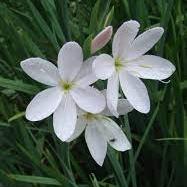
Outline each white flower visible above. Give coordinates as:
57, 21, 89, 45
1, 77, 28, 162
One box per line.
66, 97, 133, 166
21, 42, 106, 141
91, 26, 113, 54
93, 20, 176, 116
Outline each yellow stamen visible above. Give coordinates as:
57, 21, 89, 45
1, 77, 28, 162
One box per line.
115, 57, 123, 71
59, 80, 74, 92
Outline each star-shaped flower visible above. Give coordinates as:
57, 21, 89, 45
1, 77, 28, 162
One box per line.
93, 20, 176, 116
67, 96, 133, 166
21, 42, 105, 141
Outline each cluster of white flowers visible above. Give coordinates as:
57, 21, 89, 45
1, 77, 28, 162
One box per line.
21, 20, 175, 166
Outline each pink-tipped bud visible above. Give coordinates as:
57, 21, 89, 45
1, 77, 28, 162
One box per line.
91, 26, 113, 54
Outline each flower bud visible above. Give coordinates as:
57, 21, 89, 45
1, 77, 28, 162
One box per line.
91, 26, 113, 54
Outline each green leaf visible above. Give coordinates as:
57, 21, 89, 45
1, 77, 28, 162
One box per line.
127, 99, 161, 182
89, 0, 100, 34
83, 34, 93, 59
90, 173, 100, 187
8, 174, 62, 186
26, 0, 60, 51
103, 6, 114, 28
121, 0, 131, 18
124, 115, 137, 187
8, 112, 25, 122
0, 76, 39, 95
180, 80, 187, 89
98, 0, 111, 29
40, 0, 66, 43
107, 148, 128, 187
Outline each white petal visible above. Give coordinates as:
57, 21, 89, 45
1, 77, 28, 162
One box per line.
112, 20, 140, 59
98, 118, 131, 151
26, 87, 63, 121
71, 86, 106, 113
106, 73, 119, 117
100, 89, 122, 98
100, 89, 107, 96
126, 27, 164, 60
58, 42, 83, 81
85, 122, 107, 166
117, 99, 134, 115
102, 99, 133, 116
119, 71, 150, 113
53, 95, 77, 141
75, 56, 98, 87
126, 55, 176, 80
66, 117, 87, 142
91, 26, 113, 54
77, 107, 86, 116
21, 58, 60, 86
92, 54, 115, 80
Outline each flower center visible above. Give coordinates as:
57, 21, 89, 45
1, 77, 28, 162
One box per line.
115, 57, 123, 72
83, 112, 98, 121
59, 80, 74, 92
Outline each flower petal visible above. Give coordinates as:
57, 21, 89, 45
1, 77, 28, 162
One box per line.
21, 58, 60, 86
102, 99, 133, 116
91, 26, 113, 54
112, 20, 140, 59
58, 42, 83, 81
106, 73, 119, 117
85, 122, 107, 166
119, 71, 150, 113
71, 86, 106, 113
117, 99, 134, 115
126, 27, 164, 60
75, 56, 98, 87
26, 87, 63, 121
66, 117, 87, 142
126, 55, 176, 80
98, 118, 131, 151
53, 95, 77, 141
77, 107, 86, 116
92, 54, 115, 80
